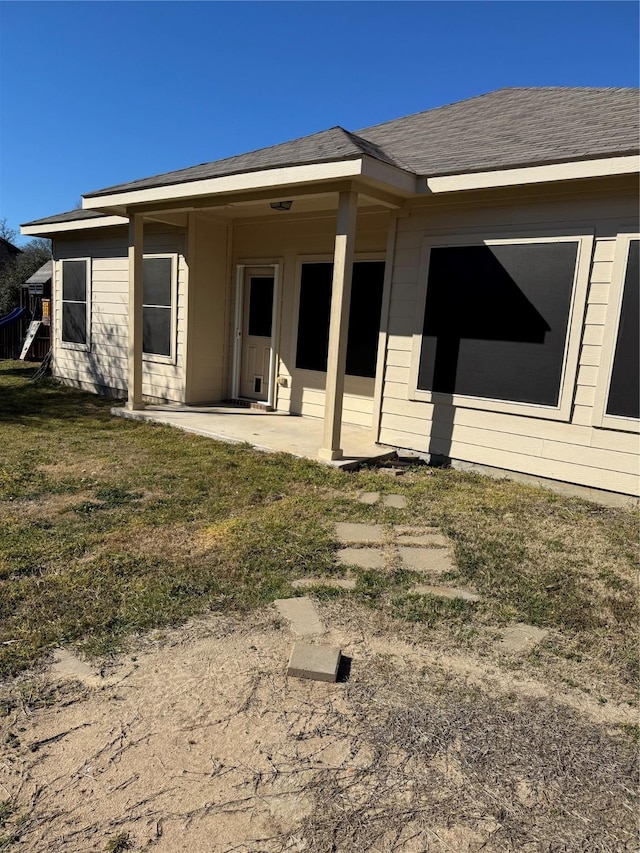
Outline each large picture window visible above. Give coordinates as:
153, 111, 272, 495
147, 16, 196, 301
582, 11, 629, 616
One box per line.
414, 239, 580, 408
295, 261, 385, 378
143, 256, 175, 360
605, 239, 639, 420
61, 259, 89, 348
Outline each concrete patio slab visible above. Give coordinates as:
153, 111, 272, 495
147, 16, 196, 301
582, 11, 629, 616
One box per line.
287, 643, 341, 683
273, 597, 326, 637
112, 405, 394, 470
336, 547, 387, 570
399, 546, 456, 574
334, 522, 385, 544
382, 494, 407, 509
411, 584, 481, 602
292, 577, 357, 590
499, 623, 549, 652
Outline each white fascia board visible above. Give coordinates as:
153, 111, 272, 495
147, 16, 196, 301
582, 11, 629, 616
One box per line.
83, 159, 368, 210
424, 155, 640, 193
359, 156, 419, 195
21, 215, 129, 236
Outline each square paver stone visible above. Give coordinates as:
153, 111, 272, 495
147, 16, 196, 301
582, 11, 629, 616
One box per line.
287, 643, 341, 683
382, 494, 407, 509
337, 547, 387, 570
499, 623, 549, 652
397, 531, 449, 547
358, 492, 380, 505
411, 584, 481, 602
274, 597, 326, 637
399, 546, 456, 574
334, 522, 385, 544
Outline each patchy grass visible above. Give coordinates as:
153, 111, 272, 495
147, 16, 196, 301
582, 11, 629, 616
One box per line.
0, 361, 638, 703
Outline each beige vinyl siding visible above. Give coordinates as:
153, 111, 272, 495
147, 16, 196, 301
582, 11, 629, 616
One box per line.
378, 178, 640, 496
232, 208, 389, 426
53, 225, 187, 402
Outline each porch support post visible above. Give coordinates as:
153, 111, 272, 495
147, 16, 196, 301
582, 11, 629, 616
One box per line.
318, 190, 358, 461
127, 213, 144, 410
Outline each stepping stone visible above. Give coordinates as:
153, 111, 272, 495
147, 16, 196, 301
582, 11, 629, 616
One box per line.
292, 577, 356, 590
287, 643, 341, 683
399, 546, 456, 575
358, 492, 380, 505
411, 584, 481, 602
397, 531, 449, 547
51, 648, 95, 679
337, 547, 387, 570
274, 597, 325, 637
499, 623, 549, 652
334, 522, 385, 544
382, 494, 407, 509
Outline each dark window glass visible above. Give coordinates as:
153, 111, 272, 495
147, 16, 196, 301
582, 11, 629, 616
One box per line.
417, 242, 578, 406
143, 258, 172, 306
346, 261, 385, 377
62, 260, 86, 302
143, 307, 171, 356
62, 302, 87, 344
247, 276, 274, 337
296, 264, 332, 372
295, 261, 385, 377
606, 240, 639, 419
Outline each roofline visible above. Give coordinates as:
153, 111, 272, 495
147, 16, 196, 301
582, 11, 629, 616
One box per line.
82, 156, 418, 212
422, 154, 640, 194
21, 214, 129, 237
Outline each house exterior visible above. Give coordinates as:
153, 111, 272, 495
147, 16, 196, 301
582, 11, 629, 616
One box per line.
21, 88, 640, 497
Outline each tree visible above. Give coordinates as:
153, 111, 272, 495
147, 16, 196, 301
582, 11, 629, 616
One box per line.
0, 239, 52, 316
0, 218, 18, 245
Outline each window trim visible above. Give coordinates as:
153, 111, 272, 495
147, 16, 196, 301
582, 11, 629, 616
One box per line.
407, 230, 594, 421
142, 253, 178, 365
291, 252, 386, 380
592, 232, 640, 434
60, 257, 91, 352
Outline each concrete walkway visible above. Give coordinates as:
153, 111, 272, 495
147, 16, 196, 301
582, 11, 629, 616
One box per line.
112, 405, 394, 469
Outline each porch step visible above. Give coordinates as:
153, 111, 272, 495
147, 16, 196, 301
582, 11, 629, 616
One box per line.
225, 398, 271, 411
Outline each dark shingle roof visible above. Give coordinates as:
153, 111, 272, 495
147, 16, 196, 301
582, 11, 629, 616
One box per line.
85, 127, 405, 198
357, 87, 639, 176
21, 209, 110, 227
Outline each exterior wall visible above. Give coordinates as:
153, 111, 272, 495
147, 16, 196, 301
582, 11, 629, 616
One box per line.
232, 208, 390, 426
52, 224, 187, 402
378, 177, 640, 495
184, 215, 230, 403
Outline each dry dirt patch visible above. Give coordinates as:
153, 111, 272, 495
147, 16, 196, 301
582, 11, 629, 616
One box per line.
1, 607, 637, 853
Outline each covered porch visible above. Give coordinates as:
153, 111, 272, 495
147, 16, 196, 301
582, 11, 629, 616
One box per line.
82, 150, 415, 462
111, 403, 395, 469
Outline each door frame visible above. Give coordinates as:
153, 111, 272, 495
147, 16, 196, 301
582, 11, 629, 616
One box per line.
232, 261, 281, 407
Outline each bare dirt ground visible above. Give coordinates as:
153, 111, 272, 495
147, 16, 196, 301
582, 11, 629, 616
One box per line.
1, 602, 638, 853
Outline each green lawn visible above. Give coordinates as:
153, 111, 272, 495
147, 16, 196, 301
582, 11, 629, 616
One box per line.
0, 361, 637, 701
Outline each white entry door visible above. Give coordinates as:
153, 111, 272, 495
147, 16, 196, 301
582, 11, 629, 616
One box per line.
240, 273, 275, 401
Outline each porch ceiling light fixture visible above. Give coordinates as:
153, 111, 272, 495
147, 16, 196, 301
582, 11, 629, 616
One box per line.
270, 200, 293, 211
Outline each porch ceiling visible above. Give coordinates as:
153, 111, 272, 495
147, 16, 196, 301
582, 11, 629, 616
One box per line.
111, 405, 395, 470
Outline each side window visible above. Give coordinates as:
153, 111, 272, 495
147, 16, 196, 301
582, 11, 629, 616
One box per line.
605, 239, 639, 420
61, 259, 89, 347
295, 261, 385, 377
143, 256, 174, 359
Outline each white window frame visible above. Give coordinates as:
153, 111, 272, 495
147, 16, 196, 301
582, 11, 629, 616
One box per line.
592, 232, 640, 434
142, 253, 178, 365
408, 230, 594, 421
290, 252, 386, 380
59, 257, 91, 352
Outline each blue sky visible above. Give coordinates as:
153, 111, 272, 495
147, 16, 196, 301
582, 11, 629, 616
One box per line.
1, 1, 638, 242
